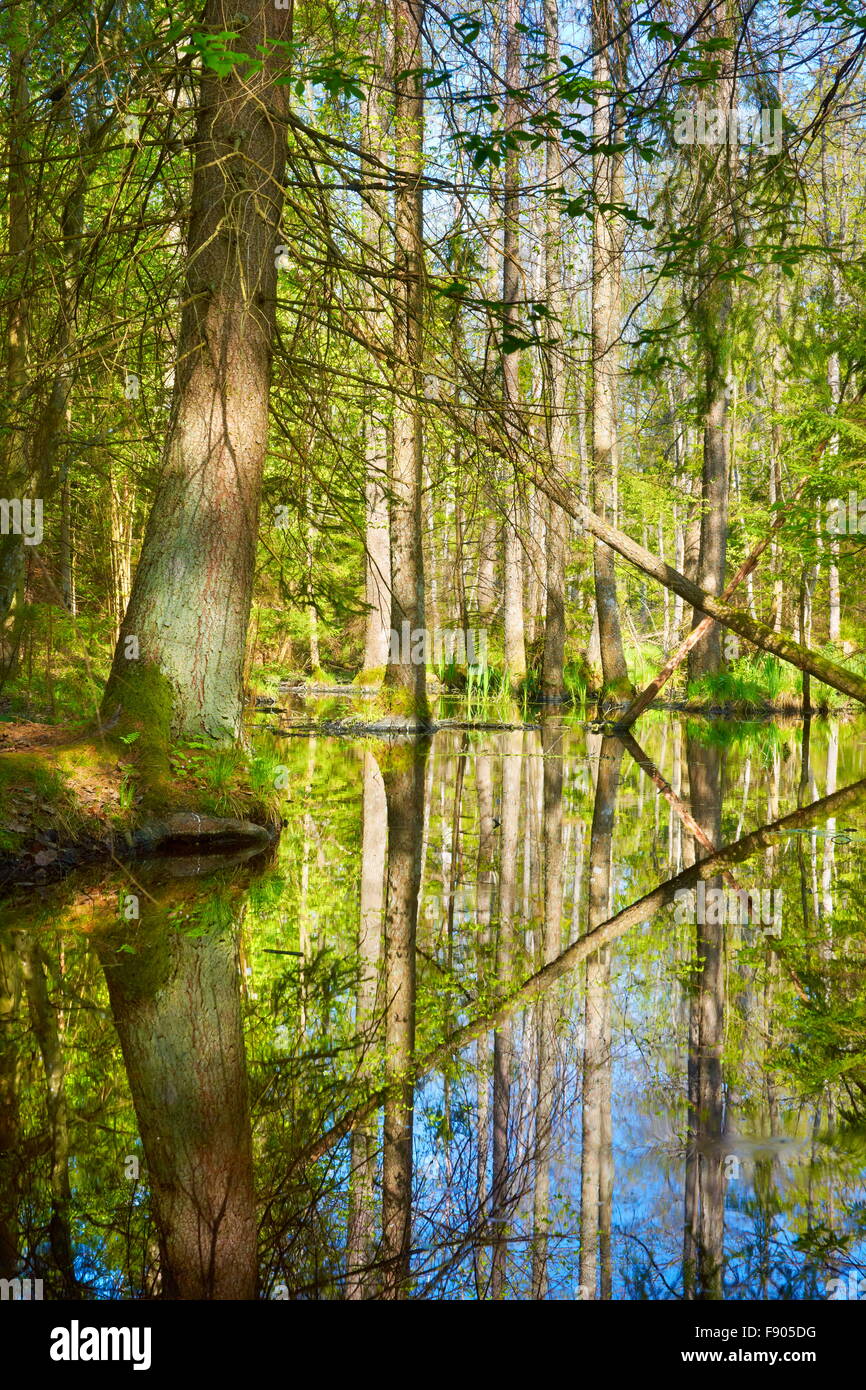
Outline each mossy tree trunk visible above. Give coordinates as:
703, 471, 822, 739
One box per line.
101, 0, 290, 744
0, 1, 32, 628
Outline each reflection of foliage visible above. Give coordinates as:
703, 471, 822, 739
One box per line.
4, 717, 866, 1297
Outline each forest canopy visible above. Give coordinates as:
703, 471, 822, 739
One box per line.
1, 0, 866, 742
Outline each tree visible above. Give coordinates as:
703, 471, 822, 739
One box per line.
101, 0, 291, 744
590, 0, 633, 701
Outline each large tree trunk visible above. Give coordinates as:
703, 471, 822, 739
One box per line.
101, 0, 290, 743
590, 0, 632, 701
382, 0, 429, 721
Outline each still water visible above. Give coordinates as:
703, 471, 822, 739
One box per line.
2, 710, 866, 1300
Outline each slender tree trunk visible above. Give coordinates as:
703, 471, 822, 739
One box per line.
0, 2, 32, 625
591, 0, 632, 701
361, 16, 392, 676
382, 0, 429, 721
501, 0, 527, 685
531, 470, 866, 706
687, 10, 734, 683
541, 0, 570, 698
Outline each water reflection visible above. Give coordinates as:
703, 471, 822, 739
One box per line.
2, 713, 866, 1299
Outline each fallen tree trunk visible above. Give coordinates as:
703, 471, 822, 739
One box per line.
535, 473, 866, 707
616, 475, 810, 728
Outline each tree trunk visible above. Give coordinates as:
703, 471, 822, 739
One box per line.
102, 0, 290, 743
532, 471, 866, 706
501, 0, 527, 686
0, 2, 32, 625
361, 18, 392, 677
687, 10, 734, 683
541, 0, 570, 698
591, 0, 632, 701
382, 0, 429, 721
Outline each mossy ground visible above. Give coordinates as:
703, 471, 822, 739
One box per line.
0, 717, 286, 864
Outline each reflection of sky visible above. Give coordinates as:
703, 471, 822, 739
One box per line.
13, 717, 866, 1299
375, 720, 866, 1299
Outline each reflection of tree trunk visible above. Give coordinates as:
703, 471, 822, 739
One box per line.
683, 736, 727, 1300
474, 751, 495, 1293
11, 930, 76, 1296
346, 750, 387, 1298
580, 736, 621, 1298
491, 729, 523, 1297
0, 936, 21, 1280
381, 739, 428, 1297
532, 717, 564, 1296
97, 916, 256, 1299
